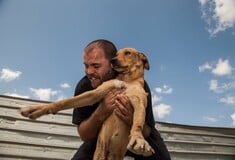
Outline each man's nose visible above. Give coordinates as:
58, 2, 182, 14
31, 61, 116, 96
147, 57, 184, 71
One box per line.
86, 67, 95, 75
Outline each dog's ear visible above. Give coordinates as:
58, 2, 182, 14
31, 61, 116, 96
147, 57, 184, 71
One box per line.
139, 52, 150, 70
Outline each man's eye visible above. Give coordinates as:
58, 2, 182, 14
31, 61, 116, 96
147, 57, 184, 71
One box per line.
94, 65, 100, 69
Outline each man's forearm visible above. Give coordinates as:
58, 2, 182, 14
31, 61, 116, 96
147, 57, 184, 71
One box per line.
77, 109, 107, 141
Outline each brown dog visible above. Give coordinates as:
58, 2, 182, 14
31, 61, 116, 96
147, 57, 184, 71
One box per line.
20, 48, 154, 160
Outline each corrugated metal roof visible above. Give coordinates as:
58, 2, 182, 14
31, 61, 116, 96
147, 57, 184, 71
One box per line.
0, 95, 235, 160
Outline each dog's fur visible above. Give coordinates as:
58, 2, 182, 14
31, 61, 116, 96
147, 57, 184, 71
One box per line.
20, 48, 154, 160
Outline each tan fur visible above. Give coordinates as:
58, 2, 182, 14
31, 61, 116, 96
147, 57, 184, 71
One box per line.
20, 48, 154, 160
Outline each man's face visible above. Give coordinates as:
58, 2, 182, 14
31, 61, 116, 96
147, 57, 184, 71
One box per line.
83, 48, 114, 88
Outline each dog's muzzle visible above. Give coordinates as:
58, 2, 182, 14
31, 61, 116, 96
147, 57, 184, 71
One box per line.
110, 58, 117, 65
111, 58, 119, 69
111, 57, 129, 73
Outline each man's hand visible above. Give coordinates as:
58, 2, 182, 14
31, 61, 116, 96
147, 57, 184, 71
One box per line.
77, 88, 125, 141
114, 94, 133, 127
103, 89, 151, 138
98, 88, 126, 120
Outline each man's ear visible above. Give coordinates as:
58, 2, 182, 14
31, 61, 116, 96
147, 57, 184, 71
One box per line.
139, 52, 150, 70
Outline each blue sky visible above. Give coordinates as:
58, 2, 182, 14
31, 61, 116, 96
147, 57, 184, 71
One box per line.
0, 0, 235, 128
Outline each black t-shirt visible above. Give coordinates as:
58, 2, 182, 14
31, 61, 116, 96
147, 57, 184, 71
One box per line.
72, 76, 155, 129
72, 76, 99, 125
72, 76, 171, 160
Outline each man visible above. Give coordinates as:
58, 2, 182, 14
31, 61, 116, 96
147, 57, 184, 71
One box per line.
72, 39, 171, 160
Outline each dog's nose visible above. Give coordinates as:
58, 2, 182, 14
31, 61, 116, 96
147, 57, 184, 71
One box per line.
110, 58, 117, 65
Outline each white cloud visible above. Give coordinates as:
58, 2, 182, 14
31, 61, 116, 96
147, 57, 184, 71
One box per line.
4, 93, 29, 99
152, 95, 162, 105
231, 113, 235, 127
155, 88, 162, 93
0, 68, 22, 82
56, 95, 67, 101
203, 116, 218, 122
199, 0, 235, 36
155, 85, 173, 94
199, 58, 233, 76
212, 59, 232, 76
153, 103, 172, 119
199, 62, 213, 72
209, 79, 219, 92
199, 0, 210, 6
200, 59, 234, 94
220, 96, 235, 105
152, 85, 173, 120
199, 0, 208, 6
30, 88, 58, 101
60, 83, 70, 89
209, 79, 235, 93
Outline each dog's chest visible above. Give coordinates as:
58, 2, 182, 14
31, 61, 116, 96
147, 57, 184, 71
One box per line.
125, 84, 146, 95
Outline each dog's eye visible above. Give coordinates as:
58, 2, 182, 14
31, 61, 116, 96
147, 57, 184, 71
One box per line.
124, 51, 131, 55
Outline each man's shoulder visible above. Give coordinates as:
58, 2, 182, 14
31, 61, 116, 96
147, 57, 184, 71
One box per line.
78, 76, 90, 84
143, 80, 151, 92
74, 76, 93, 96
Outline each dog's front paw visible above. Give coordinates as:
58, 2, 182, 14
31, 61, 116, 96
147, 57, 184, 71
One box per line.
127, 135, 154, 157
20, 104, 54, 120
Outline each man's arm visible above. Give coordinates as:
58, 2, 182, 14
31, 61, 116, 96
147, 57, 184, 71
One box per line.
75, 84, 151, 141
77, 102, 113, 141
76, 113, 104, 141
77, 89, 121, 141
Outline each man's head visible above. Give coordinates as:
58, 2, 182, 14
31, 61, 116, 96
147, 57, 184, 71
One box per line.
83, 39, 117, 88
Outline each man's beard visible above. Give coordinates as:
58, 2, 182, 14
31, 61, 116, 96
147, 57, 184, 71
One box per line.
88, 70, 116, 88
102, 70, 116, 82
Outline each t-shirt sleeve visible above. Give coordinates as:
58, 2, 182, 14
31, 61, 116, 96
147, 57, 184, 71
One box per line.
72, 77, 98, 125
144, 81, 156, 128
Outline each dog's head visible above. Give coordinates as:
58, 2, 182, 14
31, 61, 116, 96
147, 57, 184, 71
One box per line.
111, 48, 149, 75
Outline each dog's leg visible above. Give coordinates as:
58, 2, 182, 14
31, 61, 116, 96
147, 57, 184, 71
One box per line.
126, 94, 154, 156
94, 114, 129, 160
20, 90, 104, 119
93, 128, 108, 160
20, 79, 126, 119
